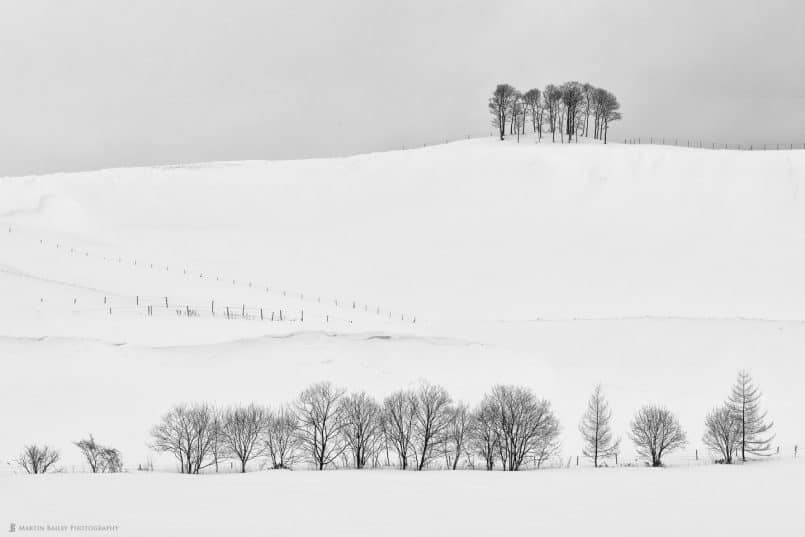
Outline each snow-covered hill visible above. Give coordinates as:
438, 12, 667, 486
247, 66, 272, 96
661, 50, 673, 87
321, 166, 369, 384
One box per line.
3, 136, 805, 329
1, 136, 804, 472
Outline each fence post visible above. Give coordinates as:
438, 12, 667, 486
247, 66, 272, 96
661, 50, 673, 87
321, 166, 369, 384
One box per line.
211, 300, 215, 315
226, 306, 230, 319
260, 308, 263, 320
165, 297, 168, 308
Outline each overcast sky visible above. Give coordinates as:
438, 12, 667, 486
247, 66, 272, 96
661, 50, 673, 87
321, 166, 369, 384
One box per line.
1, 0, 803, 176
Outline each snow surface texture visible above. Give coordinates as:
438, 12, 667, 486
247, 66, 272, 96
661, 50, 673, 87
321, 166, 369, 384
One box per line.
1, 135, 803, 534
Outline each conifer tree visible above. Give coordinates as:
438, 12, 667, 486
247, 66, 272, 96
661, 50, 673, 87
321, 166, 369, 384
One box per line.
727, 370, 774, 461
579, 384, 620, 467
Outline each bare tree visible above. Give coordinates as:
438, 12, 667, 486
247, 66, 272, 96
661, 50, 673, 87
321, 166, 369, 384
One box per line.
522, 88, 542, 136
488, 84, 517, 141
581, 83, 595, 137
296, 382, 347, 470
443, 402, 471, 470
543, 85, 562, 142
74, 435, 123, 473
265, 405, 299, 469
483, 384, 560, 471
101, 447, 123, 473
508, 90, 520, 135
382, 389, 417, 470
534, 425, 561, 469
602, 104, 620, 143
220, 403, 269, 473
579, 384, 620, 467
17, 444, 60, 474
511, 92, 525, 143
339, 391, 383, 469
74, 435, 104, 473
412, 382, 453, 470
470, 401, 498, 470
209, 409, 225, 473
703, 405, 741, 464
150, 403, 218, 474
560, 81, 584, 142
728, 370, 774, 461
629, 405, 687, 467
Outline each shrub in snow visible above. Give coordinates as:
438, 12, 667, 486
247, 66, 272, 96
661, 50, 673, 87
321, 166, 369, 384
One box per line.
74, 435, 123, 473
17, 444, 60, 474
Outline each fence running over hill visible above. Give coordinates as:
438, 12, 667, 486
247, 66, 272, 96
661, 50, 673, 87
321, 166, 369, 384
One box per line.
406, 131, 805, 151
624, 137, 805, 151
2, 225, 416, 327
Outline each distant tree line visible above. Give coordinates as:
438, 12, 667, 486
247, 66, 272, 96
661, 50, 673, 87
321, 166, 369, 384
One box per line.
489, 82, 621, 144
15, 370, 777, 474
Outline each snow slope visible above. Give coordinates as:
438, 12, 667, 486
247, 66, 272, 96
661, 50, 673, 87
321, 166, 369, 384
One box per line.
3, 137, 804, 325
1, 137, 804, 533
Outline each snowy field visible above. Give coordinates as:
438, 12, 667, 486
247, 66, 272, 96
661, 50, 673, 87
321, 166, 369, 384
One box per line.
3, 462, 802, 536
1, 135, 804, 533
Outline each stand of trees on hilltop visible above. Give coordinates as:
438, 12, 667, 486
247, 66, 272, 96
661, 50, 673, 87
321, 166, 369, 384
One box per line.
489, 82, 621, 144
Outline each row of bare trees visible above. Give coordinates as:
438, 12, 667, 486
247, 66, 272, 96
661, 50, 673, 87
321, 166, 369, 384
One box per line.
489, 82, 621, 144
148, 382, 562, 473
15, 370, 775, 474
